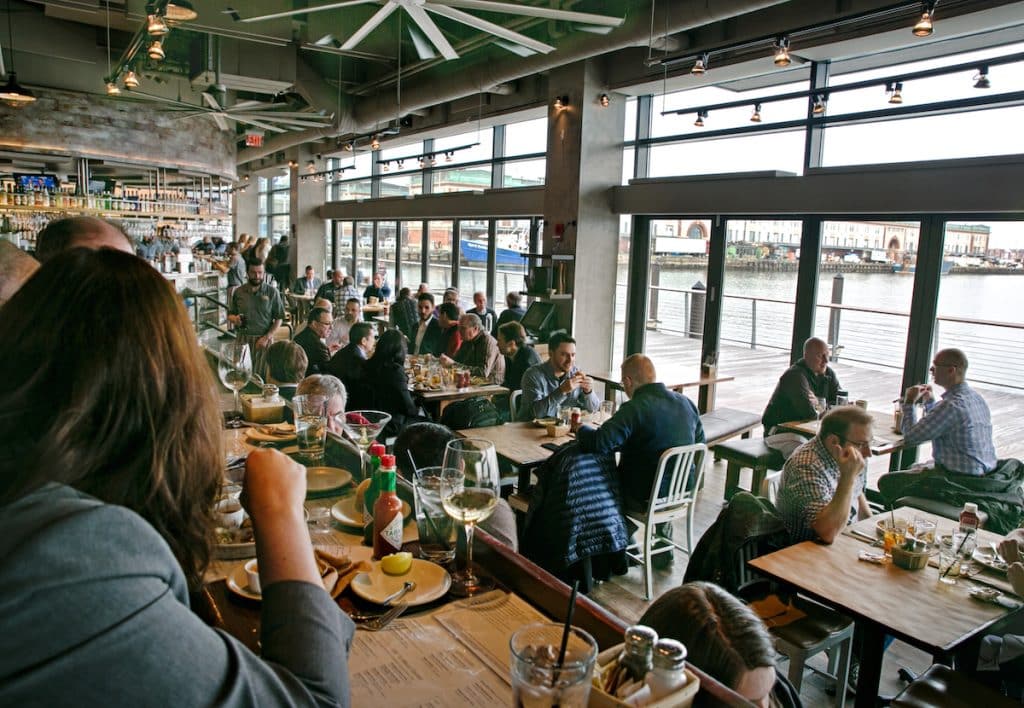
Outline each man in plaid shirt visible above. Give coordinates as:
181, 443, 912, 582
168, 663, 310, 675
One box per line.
879, 348, 997, 503
777, 406, 873, 543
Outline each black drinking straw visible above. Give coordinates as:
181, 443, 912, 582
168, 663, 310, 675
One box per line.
551, 580, 580, 688
942, 530, 972, 579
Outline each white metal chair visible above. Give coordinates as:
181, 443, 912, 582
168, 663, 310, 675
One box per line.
758, 469, 783, 505
624, 442, 707, 600
509, 390, 522, 420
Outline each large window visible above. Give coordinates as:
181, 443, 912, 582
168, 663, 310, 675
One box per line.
426, 220, 454, 293
432, 129, 493, 193
329, 154, 372, 201
257, 174, 290, 239
399, 221, 423, 291
457, 220, 488, 303
355, 221, 374, 286
494, 218, 532, 311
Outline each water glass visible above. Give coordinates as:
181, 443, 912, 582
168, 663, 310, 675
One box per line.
911, 517, 936, 545
510, 622, 597, 708
413, 466, 458, 563
598, 400, 615, 424
937, 548, 961, 584
293, 394, 328, 463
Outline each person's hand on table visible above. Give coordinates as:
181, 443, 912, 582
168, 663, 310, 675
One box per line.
998, 530, 1024, 564
439, 354, 454, 367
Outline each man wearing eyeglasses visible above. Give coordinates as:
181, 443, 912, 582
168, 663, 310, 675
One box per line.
878, 348, 996, 503
293, 307, 333, 376
777, 406, 873, 544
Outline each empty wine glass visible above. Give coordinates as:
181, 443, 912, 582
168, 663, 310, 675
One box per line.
218, 342, 252, 427
441, 438, 499, 596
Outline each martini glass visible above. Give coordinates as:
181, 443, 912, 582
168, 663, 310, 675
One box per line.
337, 410, 392, 483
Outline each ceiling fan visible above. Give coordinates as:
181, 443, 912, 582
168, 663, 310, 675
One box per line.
232, 0, 625, 60
114, 89, 334, 134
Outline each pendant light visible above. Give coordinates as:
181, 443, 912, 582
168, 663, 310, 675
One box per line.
124, 70, 140, 89
164, 1, 198, 22
147, 13, 169, 37
147, 39, 165, 61
1, 0, 36, 106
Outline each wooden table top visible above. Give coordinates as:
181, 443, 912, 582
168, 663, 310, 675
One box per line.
455, 421, 574, 467
749, 507, 1020, 655
362, 302, 388, 314
415, 383, 509, 403
778, 410, 905, 456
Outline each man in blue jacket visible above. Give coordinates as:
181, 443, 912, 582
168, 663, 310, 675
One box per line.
577, 354, 705, 567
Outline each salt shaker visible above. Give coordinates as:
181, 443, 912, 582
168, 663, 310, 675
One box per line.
646, 638, 688, 700
605, 625, 657, 695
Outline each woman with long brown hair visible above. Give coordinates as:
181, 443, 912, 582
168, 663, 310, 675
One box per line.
0, 248, 353, 706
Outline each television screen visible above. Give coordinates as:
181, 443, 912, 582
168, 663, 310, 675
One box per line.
519, 301, 555, 337
15, 174, 59, 191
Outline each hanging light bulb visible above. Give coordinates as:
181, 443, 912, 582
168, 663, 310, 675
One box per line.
773, 37, 791, 67
973, 67, 991, 89
344, 141, 355, 152
888, 82, 904, 104
123, 70, 140, 89
598, 93, 610, 107
370, 135, 380, 150
694, 110, 707, 128
147, 40, 166, 61
812, 94, 827, 115
750, 103, 762, 123
691, 53, 708, 76
147, 14, 169, 37
912, 2, 936, 37
105, 81, 121, 96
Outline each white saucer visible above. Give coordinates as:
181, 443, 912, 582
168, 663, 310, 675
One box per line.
973, 547, 1009, 574
306, 466, 353, 495
331, 496, 412, 527
226, 562, 261, 601
351, 559, 451, 606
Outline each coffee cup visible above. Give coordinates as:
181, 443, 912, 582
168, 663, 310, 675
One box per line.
855, 399, 868, 409
215, 498, 245, 529
244, 559, 261, 594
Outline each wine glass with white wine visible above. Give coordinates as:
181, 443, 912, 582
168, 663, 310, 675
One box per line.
218, 342, 252, 428
440, 438, 499, 596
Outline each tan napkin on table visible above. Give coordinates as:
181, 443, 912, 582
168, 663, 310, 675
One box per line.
315, 549, 370, 599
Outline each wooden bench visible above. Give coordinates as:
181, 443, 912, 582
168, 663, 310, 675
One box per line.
700, 408, 762, 447
714, 438, 786, 502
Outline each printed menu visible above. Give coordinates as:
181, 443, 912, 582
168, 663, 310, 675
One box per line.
348, 591, 547, 706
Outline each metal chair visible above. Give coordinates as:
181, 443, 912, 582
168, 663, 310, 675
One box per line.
510, 390, 522, 420
623, 442, 707, 599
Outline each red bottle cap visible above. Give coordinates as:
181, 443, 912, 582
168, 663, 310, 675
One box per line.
368, 442, 386, 457
380, 454, 396, 468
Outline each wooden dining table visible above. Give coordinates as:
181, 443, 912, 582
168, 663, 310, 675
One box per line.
202, 452, 745, 707
778, 409, 908, 470
591, 368, 735, 412
414, 382, 510, 416
748, 507, 1022, 707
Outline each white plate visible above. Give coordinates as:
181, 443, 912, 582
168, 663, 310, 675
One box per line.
226, 562, 261, 601
973, 547, 1009, 574
351, 559, 451, 606
969, 587, 1002, 602
331, 496, 412, 527
246, 423, 297, 443
307, 466, 353, 495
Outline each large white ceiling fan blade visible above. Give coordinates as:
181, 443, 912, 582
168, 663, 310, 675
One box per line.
426, 4, 554, 54
341, 3, 399, 50
201, 91, 223, 111
228, 99, 279, 111
230, 116, 289, 133
239, 0, 375, 23
232, 114, 333, 128
493, 39, 536, 57
437, 0, 623, 27
206, 112, 232, 131
407, 23, 438, 60
399, 1, 459, 60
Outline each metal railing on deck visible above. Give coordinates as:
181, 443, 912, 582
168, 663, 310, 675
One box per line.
635, 282, 1024, 389
181, 287, 233, 338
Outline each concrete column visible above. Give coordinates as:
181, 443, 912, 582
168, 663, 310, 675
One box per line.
293, 145, 329, 283
541, 59, 625, 375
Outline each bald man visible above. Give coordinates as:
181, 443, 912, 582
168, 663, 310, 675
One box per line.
34, 216, 133, 262
762, 337, 842, 434
0, 241, 39, 307
577, 354, 705, 508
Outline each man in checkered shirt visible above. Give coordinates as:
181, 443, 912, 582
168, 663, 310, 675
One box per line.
777, 406, 874, 543
879, 348, 997, 504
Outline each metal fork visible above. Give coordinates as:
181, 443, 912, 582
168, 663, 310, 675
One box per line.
360, 602, 410, 631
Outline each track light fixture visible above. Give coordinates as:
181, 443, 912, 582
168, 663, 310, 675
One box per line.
553, 95, 569, 110
382, 161, 390, 172
750, 103, 762, 123
691, 53, 708, 75
396, 159, 404, 169
973, 67, 990, 89
105, 81, 121, 96
147, 13, 169, 37
773, 37, 791, 67
912, 2, 936, 37
123, 70, 140, 89
888, 82, 904, 104
598, 93, 610, 107
445, 151, 454, 162
288, 159, 298, 168
694, 110, 707, 128
306, 160, 316, 173
147, 39, 165, 61
344, 141, 355, 152
812, 94, 827, 114
418, 157, 425, 168
370, 135, 381, 150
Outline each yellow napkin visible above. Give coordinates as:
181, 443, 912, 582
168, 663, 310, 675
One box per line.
750, 594, 807, 628
314, 549, 370, 598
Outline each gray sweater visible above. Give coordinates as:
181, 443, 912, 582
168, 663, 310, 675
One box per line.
0, 483, 354, 707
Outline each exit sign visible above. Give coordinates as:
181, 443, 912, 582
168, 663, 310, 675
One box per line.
245, 132, 264, 147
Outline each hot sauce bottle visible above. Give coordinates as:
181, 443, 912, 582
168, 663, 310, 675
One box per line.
373, 455, 404, 560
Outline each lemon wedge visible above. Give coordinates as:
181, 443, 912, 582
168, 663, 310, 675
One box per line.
380, 552, 413, 575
